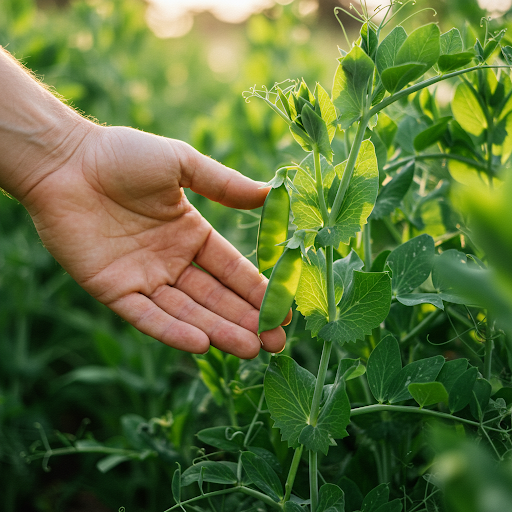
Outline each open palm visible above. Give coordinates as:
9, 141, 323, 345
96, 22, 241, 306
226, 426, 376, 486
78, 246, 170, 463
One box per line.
24, 125, 287, 358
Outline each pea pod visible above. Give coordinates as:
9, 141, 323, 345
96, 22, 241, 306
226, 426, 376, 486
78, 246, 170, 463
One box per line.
258, 247, 302, 334
257, 184, 290, 273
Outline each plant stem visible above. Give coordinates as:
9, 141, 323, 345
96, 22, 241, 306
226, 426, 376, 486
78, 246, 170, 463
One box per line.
284, 445, 304, 502
310, 450, 319, 512
484, 314, 494, 381
329, 117, 369, 225
310, 341, 333, 426
326, 246, 337, 322
383, 153, 488, 173
314, 147, 329, 225
400, 309, 443, 345
363, 220, 372, 271
350, 404, 506, 432
164, 486, 283, 511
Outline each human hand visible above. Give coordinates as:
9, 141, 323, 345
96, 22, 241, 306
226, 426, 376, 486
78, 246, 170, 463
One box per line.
21, 125, 288, 358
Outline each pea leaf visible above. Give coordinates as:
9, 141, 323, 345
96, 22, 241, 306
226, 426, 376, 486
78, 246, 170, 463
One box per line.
413, 116, 451, 151
387, 355, 445, 404
318, 271, 391, 345
264, 355, 315, 448
302, 104, 333, 162
291, 153, 335, 230
436, 359, 468, 393
448, 366, 478, 413
371, 160, 415, 220
172, 463, 182, 504
333, 45, 375, 129
196, 425, 247, 452
376, 499, 403, 512
376, 26, 408, 76
470, 378, 492, 420
395, 293, 444, 310
362, 483, 389, 512
440, 28, 463, 55
438, 52, 475, 73
315, 82, 337, 142
502, 46, 512, 66
367, 334, 402, 403
386, 234, 435, 296
451, 82, 487, 136
409, 381, 449, 408
316, 140, 379, 247
381, 23, 440, 93
296, 248, 329, 335
241, 452, 283, 502
181, 461, 237, 487
361, 23, 378, 60
332, 249, 364, 303
299, 369, 350, 454
432, 250, 475, 304
284, 502, 304, 512
317, 483, 346, 512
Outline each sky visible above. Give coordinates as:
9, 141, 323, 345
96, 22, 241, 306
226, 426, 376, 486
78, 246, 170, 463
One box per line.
145, 0, 512, 38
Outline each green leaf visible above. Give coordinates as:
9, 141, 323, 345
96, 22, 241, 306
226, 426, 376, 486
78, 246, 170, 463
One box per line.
381, 23, 440, 93
502, 46, 512, 65
196, 425, 247, 452
172, 463, 182, 504
318, 271, 391, 345
367, 334, 402, 403
409, 381, 449, 408
295, 248, 329, 335
240, 451, 283, 502
333, 45, 375, 129
438, 52, 475, 73
395, 23, 441, 70
387, 355, 445, 404
361, 23, 378, 60
448, 366, 478, 413
376, 499, 403, 512
432, 250, 475, 305
470, 378, 492, 420
371, 160, 415, 219
121, 414, 150, 451
299, 370, 350, 454
362, 483, 389, 512
386, 234, 435, 296
376, 26, 408, 76
371, 249, 392, 272
413, 116, 451, 151
436, 359, 468, 393
395, 293, 444, 310
315, 82, 337, 142
317, 140, 379, 247
181, 461, 237, 487
264, 355, 315, 448
337, 358, 366, 381
284, 502, 304, 512
291, 153, 335, 230
451, 82, 487, 136
440, 28, 463, 55
195, 358, 225, 406
332, 249, 364, 303
96, 454, 131, 474
381, 63, 428, 95
302, 104, 333, 162
318, 483, 346, 512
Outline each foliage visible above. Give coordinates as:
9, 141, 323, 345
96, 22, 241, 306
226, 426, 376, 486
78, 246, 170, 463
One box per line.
2, 0, 512, 511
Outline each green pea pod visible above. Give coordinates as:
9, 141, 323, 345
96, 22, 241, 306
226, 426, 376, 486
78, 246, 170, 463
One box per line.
258, 247, 302, 334
257, 184, 290, 273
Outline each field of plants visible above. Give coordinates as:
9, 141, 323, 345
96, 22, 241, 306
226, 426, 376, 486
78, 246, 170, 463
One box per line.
2, 0, 512, 511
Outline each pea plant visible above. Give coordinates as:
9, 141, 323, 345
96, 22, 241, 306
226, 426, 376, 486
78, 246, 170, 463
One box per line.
22, 2, 512, 511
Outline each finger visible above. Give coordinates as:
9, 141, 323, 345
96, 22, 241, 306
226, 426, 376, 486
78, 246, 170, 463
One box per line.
108, 292, 210, 354
150, 285, 263, 359
175, 141, 269, 209
175, 265, 286, 353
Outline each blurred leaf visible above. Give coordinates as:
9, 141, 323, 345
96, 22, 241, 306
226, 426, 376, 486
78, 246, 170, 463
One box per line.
470, 378, 492, 420
181, 461, 237, 487
452, 82, 487, 136
196, 425, 247, 452
448, 367, 478, 413
413, 116, 451, 151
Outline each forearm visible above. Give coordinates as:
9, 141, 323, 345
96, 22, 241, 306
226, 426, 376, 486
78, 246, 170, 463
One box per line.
0, 46, 93, 203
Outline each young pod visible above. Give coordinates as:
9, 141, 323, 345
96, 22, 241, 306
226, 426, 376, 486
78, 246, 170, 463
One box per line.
257, 184, 290, 273
258, 247, 302, 334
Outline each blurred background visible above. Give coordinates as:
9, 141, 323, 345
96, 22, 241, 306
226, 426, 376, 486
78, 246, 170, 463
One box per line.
1, 0, 511, 511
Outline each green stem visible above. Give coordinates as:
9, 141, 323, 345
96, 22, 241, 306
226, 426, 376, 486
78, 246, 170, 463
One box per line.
24, 446, 156, 462
310, 450, 319, 512
400, 309, 443, 345
164, 486, 283, 511
244, 391, 265, 447
350, 404, 506, 432
329, 117, 369, 225
363, 220, 372, 271
369, 65, 512, 118
326, 246, 337, 322
383, 153, 488, 173
314, 147, 329, 225
310, 341, 333, 426
284, 445, 304, 502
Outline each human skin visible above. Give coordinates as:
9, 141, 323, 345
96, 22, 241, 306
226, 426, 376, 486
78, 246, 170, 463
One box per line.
0, 47, 288, 359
